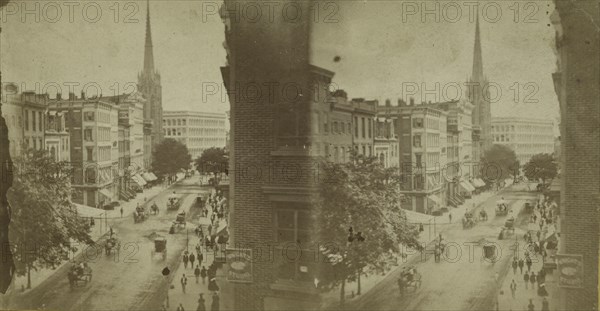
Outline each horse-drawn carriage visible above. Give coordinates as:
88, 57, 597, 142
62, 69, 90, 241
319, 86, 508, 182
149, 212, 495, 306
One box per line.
169, 211, 186, 233
151, 236, 167, 260
499, 216, 516, 240
399, 267, 422, 293
150, 202, 159, 215
524, 202, 533, 213
105, 236, 120, 256
479, 209, 488, 221
194, 194, 205, 209
462, 212, 476, 229
68, 263, 92, 288
133, 205, 148, 223
167, 192, 181, 210
495, 199, 509, 216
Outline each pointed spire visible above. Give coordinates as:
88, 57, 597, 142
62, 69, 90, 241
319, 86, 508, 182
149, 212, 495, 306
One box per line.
143, 0, 155, 74
471, 14, 483, 82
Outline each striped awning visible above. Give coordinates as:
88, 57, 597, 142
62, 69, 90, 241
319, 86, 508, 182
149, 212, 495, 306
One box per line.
460, 181, 475, 192
132, 174, 146, 186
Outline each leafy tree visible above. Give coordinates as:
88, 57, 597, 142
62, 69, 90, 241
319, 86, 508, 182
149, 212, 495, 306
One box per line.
480, 144, 519, 185
313, 153, 422, 305
523, 153, 557, 185
151, 138, 192, 179
194, 147, 228, 184
7, 149, 93, 289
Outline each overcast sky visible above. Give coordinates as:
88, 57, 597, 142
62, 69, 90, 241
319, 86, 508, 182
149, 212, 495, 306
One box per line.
2, 0, 559, 127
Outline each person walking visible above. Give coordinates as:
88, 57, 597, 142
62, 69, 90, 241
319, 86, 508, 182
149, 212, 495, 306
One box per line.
197, 249, 204, 267
524, 271, 530, 289
183, 252, 189, 269
448, 213, 452, 223
518, 258, 525, 274
397, 277, 405, 297
120, 206, 124, 218
197, 293, 206, 311
528, 299, 535, 311
211, 292, 220, 311
512, 258, 518, 275
510, 280, 517, 299
181, 274, 188, 293
541, 297, 549, 311
201, 266, 208, 284
189, 253, 196, 269
177, 303, 185, 311
530, 272, 537, 289
194, 265, 201, 284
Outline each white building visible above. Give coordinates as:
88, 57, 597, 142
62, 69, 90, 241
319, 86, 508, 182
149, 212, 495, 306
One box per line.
163, 111, 227, 160
491, 117, 555, 164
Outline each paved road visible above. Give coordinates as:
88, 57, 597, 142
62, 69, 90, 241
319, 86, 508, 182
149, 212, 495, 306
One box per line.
349, 185, 537, 311
8, 179, 210, 311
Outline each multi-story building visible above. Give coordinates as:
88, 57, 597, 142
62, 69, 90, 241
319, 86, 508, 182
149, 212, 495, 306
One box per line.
45, 111, 70, 162
351, 98, 377, 158
374, 101, 399, 168
21, 91, 47, 152
162, 111, 227, 160
491, 117, 555, 164
552, 2, 599, 309
1, 83, 24, 158
48, 93, 119, 208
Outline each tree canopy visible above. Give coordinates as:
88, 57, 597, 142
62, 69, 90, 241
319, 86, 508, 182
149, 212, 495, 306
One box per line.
312, 154, 422, 302
523, 153, 557, 184
151, 138, 192, 178
7, 149, 93, 288
195, 147, 228, 177
480, 144, 519, 183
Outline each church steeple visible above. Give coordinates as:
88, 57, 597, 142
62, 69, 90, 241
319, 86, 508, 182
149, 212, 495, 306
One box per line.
143, 0, 154, 74
471, 15, 484, 82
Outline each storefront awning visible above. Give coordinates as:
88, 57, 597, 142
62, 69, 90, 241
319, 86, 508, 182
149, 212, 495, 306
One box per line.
428, 194, 442, 206
474, 178, 486, 188
460, 181, 475, 193
99, 188, 113, 200
72, 203, 104, 218
149, 172, 158, 181
131, 175, 146, 187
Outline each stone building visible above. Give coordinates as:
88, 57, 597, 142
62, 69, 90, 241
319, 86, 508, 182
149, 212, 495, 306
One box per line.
162, 110, 227, 160
491, 117, 555, 165
44, 110, 70, 162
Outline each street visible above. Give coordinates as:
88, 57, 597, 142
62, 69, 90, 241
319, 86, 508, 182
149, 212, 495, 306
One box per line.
348, 184, 538, 311
8, 179, 209, 311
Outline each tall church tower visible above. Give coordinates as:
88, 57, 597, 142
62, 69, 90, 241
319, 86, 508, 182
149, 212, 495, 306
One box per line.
466, 15, 492, 167
138, 0, 163, 168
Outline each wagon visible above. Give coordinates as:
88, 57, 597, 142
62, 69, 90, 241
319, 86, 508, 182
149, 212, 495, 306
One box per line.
105, 237, 120, 256
462, 212, 475, 229
68, 264, 92, 288
174, 211, 186, 228
495, 200, 508, 216
151, 237, 167, 260
133, 206, 148, 223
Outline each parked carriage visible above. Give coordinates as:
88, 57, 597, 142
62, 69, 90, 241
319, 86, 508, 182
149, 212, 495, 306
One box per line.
68, 263, 92, 288
133, 205, 148, 223
495, 199, 509, 216
167, 193, 181, 210
105, 236, 120, 256
462, 212, 476, 229
151, 236, 167, 260
150, 202, 159, 215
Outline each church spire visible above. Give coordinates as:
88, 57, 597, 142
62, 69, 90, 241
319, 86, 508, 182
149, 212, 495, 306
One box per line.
471, 14, 483, 82
143, 0, 154, 74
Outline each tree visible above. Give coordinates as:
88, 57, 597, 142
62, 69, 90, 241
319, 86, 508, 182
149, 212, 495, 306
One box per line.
480, 144, 519, 185
7, 149, 93, 289
523, 153, 557, 185
151, 138, 192, 179
194, 147, 228, 185
313, 153, 422, 305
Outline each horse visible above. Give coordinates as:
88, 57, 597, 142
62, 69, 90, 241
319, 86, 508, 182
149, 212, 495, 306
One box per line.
151, 203, 159, 215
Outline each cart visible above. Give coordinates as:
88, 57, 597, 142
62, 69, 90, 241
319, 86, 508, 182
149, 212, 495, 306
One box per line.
68, 263, 92, 288
174, 211, 186, 228
479, 209, 488, 221
105, 237, 120, 256
167, 194, 181, 210
495, 199, 508, 216
462, 212, 475, 229
151, 237, 167, 260
503, 217, 516, 235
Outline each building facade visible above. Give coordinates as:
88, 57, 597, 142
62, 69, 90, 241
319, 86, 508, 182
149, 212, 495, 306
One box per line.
491, 117, 555, 165
44, 111, 70, 162
374, 102, 399, 168
162, 111, 227, 160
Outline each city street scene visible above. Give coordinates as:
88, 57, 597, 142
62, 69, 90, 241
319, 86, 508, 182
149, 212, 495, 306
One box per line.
0, 1, 598, 311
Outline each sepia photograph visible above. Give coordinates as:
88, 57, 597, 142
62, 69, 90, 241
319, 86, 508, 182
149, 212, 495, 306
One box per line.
0, 0, 598, 310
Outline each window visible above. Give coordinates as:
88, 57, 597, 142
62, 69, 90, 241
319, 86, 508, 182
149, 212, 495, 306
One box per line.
38, 112, 43, 131
354, 117, 358, 137
368, 119, 372, 138
87, 147, 93, 161
33, 138, 36, 149
324, 118, 329, 134
24, 110, 29, 131
32, 111, 36, 131
415, 154, 422, 168
361, 118, 366, 138
275, 207, 314, 281
84, 128, 93, 142
413, 118, 423, 128
84, 112, 95, 121
333, 122, 338, 134
362, 145, 366, 155
413, 135, 422, 147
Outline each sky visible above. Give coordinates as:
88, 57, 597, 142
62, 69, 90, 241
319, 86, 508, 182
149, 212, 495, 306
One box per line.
1, 0, 560, 128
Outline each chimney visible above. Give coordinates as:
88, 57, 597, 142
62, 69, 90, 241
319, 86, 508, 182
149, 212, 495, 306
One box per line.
57, 93, 62, 100
69, 92, 75, 100
409, 97, 415, 106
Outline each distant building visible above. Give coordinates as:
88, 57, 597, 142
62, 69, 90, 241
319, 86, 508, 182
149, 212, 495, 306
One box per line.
350, 98, 377, 158
491, 117, 555, 164
162, 111, 227, 160
1, 83, 24, 158
45, 110, 70, 162
374, 102, 399, 168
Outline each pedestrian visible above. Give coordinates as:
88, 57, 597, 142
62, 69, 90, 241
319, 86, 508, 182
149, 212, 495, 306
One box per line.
181, 274, 188, 293
526, 257, 533, 272
177, 303, 185, 311
518, 258, 525, 274
197, 250, 204, 266
512, 258, 518, 275
510, 279, 517, 299
197, 293, 206, 311
189, 253, 196, 268
183, 252, 189, 269
208, 277, 219, 292
211, 292, 220, 311
201, 266, 207, 284
120, 205, 124, 218
194, 265, 201, 284
90, 217, 95, 227
541, 297, 549, 311
528, 299, 535, 311
449, 213, 452, 223
530, 272, 537, 289
397, 277, 405, 297
524, 271, 530, 289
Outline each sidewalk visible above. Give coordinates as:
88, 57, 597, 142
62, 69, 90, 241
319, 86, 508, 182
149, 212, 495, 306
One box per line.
320, 186, 511, 308
4, 182, 172, 295
163, 198, 233, 311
